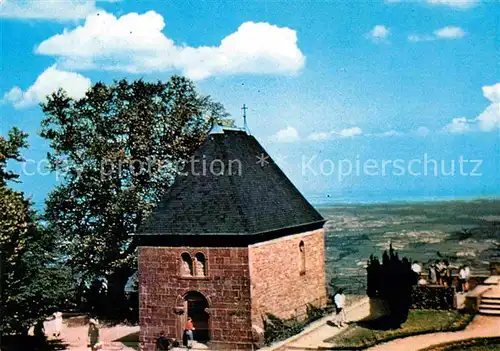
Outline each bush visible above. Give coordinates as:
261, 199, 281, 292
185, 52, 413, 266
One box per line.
411, 285, 455, 310
263, 313, 304, 345
263, 301, 335, 345
306, 303, 324, 323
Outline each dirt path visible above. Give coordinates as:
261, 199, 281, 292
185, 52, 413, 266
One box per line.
366, 315, 500, 351
44, 319, 139, 351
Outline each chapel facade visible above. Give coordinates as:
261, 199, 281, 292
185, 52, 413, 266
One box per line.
136, 127, 326, 350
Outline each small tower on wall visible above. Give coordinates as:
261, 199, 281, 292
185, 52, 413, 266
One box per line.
135, 124, 326, 350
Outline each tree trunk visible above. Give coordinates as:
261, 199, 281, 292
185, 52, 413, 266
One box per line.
106, 267, 135, 320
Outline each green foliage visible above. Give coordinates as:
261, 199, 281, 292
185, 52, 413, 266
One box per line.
306, 303, 325, 323
366, 244, 417, 327
0, 127, 28, 186
0, 129, 72, 335
421, 337, 500, 351
263, 313, 304, 345
263, 302, 337, 345
411, 285, 455, 310
39, 76, 228, 316
326, 310, 473, 349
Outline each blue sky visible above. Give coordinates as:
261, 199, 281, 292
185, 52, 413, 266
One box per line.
1, 0, 499, 206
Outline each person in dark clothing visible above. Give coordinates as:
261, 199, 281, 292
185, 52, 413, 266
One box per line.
156, 331, 170, 350
87, 318, 101, 351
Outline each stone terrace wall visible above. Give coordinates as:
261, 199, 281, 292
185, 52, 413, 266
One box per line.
138, 246, 253, 351
248, 229, 327, 328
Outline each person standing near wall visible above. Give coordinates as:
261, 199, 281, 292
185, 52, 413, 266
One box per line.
184, 317, 195, 350
333, 289, 347, 328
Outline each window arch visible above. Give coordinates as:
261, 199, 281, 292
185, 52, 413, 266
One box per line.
299, 241, 306, 275
180, 252, 193, 276
194, 252, 207, 277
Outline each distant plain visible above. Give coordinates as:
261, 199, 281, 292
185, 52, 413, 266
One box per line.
318, 199, 500, 293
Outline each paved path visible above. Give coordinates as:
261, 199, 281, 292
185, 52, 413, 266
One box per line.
366, 315, 500, 351
43, 319, 139, 351
259, 297, 388, 351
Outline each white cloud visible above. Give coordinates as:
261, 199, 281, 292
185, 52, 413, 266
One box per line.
373, 130, 403, 137
426, 0, 479, 9
387, 0, 479, 9
477, 83, 500, 132
443, 117, 472, 133
307, 127, 363, 141
443, 83, 500, 133
366, 25, 390, 43
2, 65, 91, 109
415, 126, 430, 136
337, 127, 363, 137
477, 103, 500, 132
307, 132, 330, 141
434, 26, 466, 39
408, 35, 436, 43
271, 127, 300, 143
0, 0, 115, 21
36, 11, 305, 80
483, 83, 500, 103
409, 26, 466, 42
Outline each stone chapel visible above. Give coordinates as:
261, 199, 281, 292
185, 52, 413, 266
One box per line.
136, 125, 327, 350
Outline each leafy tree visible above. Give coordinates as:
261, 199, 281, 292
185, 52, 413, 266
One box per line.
0, 128, 72, 336
40, 76, 228, 317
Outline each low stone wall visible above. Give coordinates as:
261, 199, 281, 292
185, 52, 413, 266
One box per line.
490, 261, 500, 275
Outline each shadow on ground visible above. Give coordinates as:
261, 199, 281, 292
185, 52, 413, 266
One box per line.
115, 331, 139, 351
0, 336, 69, 351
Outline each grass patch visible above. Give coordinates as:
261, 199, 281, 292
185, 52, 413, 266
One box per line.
325, 310, 473, 349
422, 337, 500, 351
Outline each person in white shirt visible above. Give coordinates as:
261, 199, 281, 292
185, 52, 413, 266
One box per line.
53, 312, 63, 337
411, 261, 422, 275
333, 289, 347, 327
460, 265, 471, 292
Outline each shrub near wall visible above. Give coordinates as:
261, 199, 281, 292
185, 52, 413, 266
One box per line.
411, 286, 455, 310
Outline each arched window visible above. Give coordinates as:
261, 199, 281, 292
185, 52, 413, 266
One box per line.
194, 252, 207, 277
299, 241, 306, 275
180, 253, 193, 276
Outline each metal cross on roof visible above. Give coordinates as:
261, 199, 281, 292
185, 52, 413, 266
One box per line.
242, 104, 250, 135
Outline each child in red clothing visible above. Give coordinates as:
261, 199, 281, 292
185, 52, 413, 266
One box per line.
183, 317, 195, 349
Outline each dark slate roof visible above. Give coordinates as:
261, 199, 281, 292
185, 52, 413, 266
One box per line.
139, 130, 324, 236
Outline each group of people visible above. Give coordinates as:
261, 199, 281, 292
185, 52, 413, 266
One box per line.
412, 260, 471, 292
156, 316, 195, 350
48, 312, 101, 351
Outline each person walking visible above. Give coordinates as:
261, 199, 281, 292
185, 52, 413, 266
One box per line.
184, 317, 195, 349
53, 311, 63, 337
87, 318, 101, 351
333, 289, 347, 327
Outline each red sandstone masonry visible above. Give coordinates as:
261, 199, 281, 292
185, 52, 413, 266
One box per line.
138, 229, 326, 350
138, 246, 253, 351
248, 229, 327, 328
